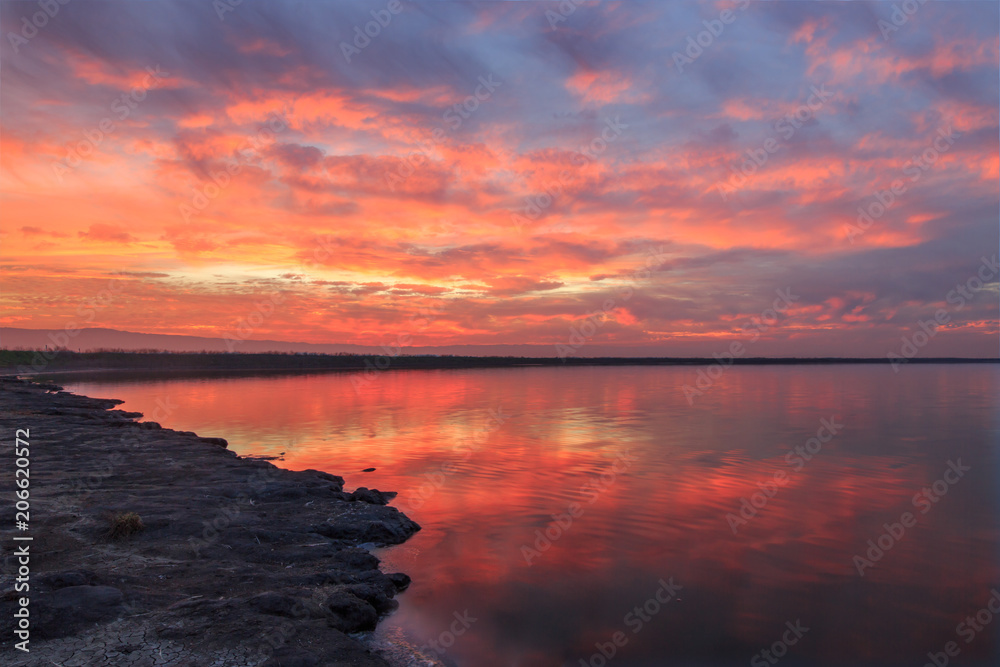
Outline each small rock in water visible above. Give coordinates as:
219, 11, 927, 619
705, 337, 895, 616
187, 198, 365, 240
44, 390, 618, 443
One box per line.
362, 467, 376, 472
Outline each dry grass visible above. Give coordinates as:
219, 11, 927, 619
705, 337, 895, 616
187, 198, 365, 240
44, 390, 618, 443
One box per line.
106, 512, 144, 541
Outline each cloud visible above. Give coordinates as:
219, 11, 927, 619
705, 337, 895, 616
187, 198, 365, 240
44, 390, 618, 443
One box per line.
482, 276, 565, 296
21, 226, 68, 238
77, 224, 136, 243
0, 0, 995, 355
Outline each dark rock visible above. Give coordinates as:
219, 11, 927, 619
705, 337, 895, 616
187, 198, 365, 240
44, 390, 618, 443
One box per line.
323, 592, 378, 633
250, 530, 298, 544
302, 469, 345, 488
348, 487, 396, 505
340, 584, 398, 615
312, 508, 419, 545
257, 483, 308, 500
331, 548, 380, 571
36, 585, 125, 638
49, 585, 124, 614
355, 570, 397, 595
37, 570, 99, 590
0, 378, 415, 665
387, 572, 411, 592
200, 436, 229, 447
362, 468, 376, 472
31, 381, 64, 391
262, 647, 322, 667
249, 592, 311, 618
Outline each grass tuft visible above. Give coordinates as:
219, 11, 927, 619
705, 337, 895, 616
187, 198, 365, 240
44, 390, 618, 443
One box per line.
106, 512, 144, 541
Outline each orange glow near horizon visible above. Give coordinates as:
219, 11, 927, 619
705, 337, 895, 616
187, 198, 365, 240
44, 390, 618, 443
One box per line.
1, 1, 997, 356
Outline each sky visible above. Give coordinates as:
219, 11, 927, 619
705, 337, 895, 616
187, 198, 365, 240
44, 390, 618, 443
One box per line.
1, 0, 998, 357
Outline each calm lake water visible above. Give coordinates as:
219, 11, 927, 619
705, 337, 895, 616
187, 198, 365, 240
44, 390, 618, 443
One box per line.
64, 365, 1000, 667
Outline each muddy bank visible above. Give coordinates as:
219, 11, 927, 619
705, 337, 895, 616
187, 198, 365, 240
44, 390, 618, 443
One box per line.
0, 377, 420, 666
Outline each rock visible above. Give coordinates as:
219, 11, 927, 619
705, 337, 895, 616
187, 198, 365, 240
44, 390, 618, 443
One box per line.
257, 483, 308, 500
340, 583, 398, 615
302, 469, 345, 488
262, 647, 322, 667
331, 549, 380, 571
312, 507, 419, 545
200, 436, 229, 448
249, 592, 306, 618
324, 592, 378, 633
387, 572, 411, 592
49, 585, 124, 615
37, 570, 99, 590
0, 378, 414, 666
36, 585, 125, 638
348, 487, 397, 505
362, 468, 376, 472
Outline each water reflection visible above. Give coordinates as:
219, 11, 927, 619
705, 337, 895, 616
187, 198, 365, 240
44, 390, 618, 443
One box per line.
65, 365, 1000, 666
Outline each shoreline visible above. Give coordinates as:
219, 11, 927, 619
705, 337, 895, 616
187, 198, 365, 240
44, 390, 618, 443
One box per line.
3, 349, 997, 384
2, 354, 995, 390
0, 377, 421, 666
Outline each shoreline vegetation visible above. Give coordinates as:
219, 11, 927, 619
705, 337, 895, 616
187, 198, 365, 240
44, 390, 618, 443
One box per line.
2, 349, 997, 380
0, 377, 421, 666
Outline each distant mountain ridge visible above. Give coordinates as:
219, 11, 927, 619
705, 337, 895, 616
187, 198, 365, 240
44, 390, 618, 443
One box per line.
0, 327, 562, 357
3, 327, 996, 360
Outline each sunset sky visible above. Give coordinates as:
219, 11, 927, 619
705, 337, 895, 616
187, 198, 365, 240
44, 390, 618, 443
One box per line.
1, 0, 998, 357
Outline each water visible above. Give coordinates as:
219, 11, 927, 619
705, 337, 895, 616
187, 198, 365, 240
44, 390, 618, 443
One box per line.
63, 365, 1000, 666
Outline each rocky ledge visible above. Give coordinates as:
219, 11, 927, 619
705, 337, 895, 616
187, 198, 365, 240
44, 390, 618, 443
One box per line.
0, 377, 420, 666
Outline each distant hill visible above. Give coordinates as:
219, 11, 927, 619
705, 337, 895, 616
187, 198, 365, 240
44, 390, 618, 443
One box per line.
0, 327, 561, 357
4, 327, 996, 361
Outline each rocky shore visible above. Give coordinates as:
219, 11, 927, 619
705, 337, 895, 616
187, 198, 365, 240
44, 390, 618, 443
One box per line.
0, 377, 421, 666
